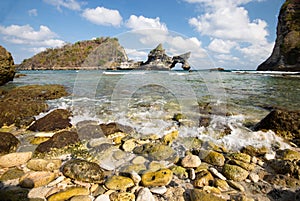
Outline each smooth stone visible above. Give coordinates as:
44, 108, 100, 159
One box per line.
188, 168, 196, 180
164, 187, 185, 201
95, 194, 110, 201
181, 154, 201, 168
249, 172, 259, 183
47, 187, 89, 201
88, 138, 113, 148
150, 186, 167, 195
62, 159, 104, 183
209, 167, 227, 180
105, 176, 135, 191
28, 186, 52, 199
141, 169, 173, 187
222, 164, 249, 182
228, 160, 255, 171
122, 139, 136, 152
70, 195, 93, 201
190, 189, 226, 201
193, 169, 214, 188
27, 158, 62, 171
109, 192, 135, 201
19, 171, 56, 188
136, 187, 155, 201
130, 171, 141, 184
0, 152, 32, 168
120, 164, 147, 174
202, 150, 225, 166
132, 156, 147, 165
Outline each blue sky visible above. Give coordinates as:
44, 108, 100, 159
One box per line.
0, 0, 285, 69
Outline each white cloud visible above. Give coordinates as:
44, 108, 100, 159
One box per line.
208, 39, 237, 54
125, 48, 148, 61
44, 0, 82, 11
0, 24, 65, 51
28, 9, 38, 16
126, 15, 168, 31
82, 7, 122, 27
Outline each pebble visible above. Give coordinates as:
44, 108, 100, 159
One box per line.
132, 156, 147, 165
181, 154, 201, 168
0, 152, 32, 168
264, 152, 276, 160
249, 172, 260, 183
150, 186, 167, 195
94, 194, 110, 201
209, 167, 227, 180
136, 187, 156, 201
222, 164, 249, 182
47, 187, 90, 201
130, 170, 142, 184
188, 168, 196, 180
193, 169, 214, 188
105, 175, 135, 191
27, 158, 62, 171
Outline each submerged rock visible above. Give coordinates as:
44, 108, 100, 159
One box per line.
35, 131, 80, 153
0, 132, 20, 155
28, 109, 72, 132
62, 159, 105, 183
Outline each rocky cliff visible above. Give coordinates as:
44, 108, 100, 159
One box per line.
257, 0, 300, 71
17, 37, 128, 70
0, 45, 15, 85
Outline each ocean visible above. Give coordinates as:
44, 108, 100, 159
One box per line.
8, 70, 300, 151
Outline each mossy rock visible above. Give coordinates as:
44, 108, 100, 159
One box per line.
222, 164, 249, 182
0, 132, 20, 155
0, 167, 25, 181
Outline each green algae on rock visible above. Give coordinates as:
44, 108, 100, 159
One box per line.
222, 164, 249, 182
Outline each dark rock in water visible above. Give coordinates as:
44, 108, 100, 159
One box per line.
62, 158, 105, 183
254, 109, 300, 144
0, 132, 20, 155
0, 85, 68, 127
35, 131, 80, 153
0, 186, 30, 201
0, 45, 15, 86
77, 124, 105, 140
139, 44, 191, 70
99, 122, 135, 136
28, 109, 72, 132
257, 0, 300, 71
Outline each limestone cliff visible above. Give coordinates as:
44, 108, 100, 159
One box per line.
0, 45, 15, 85
257, 0, 300, 71
17, 37, 128, 70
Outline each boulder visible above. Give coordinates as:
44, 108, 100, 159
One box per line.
35, 131, 80, 153
254, 109, 300, 144
0, 132, 20, 155
28, 109, 72, 132
257, 0, 300, 71
0, 45, 15, 85
62, 159, 105, 183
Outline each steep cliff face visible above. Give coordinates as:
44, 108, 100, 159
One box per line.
257, 0, 300, 71
0, 45, 15, 85
17, 37, 128, 70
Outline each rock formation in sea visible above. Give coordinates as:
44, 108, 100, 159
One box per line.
0, 45, 15, 85
138, 44, 191, 70
17, 37, 128, 70
257, 0, 300, 71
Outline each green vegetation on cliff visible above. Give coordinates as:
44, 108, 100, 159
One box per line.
17, 37, 127, 70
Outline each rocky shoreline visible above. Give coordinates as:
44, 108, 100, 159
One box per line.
0, 85, 300, 201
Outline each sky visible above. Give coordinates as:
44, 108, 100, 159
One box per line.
0, 0, 285, 70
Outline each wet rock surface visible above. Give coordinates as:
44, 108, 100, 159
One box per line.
0, 132, 20, 155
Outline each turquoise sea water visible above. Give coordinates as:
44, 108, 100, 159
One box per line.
5, 70, 300, 150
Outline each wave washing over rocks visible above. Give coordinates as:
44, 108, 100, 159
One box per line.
0, 78, 300, 201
